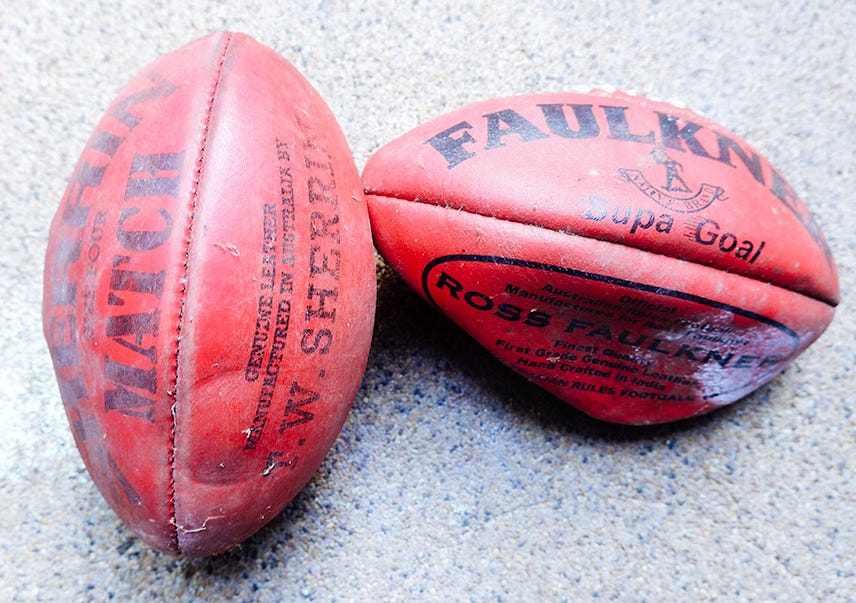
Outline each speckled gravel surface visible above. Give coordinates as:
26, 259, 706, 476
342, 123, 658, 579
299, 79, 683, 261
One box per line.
1, 2, 853, 600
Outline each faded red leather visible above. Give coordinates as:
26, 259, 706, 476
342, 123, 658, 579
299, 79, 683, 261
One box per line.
43, 32, 375, 556
363, 91, 838, 424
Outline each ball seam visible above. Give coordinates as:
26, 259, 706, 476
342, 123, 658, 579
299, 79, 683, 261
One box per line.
168, 31, 234, 555
365, 192, 838, 309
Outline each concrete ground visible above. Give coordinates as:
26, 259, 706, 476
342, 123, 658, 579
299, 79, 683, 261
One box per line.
1, 1, 853, 601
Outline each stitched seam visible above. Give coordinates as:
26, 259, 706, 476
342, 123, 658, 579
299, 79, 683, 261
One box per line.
367, 192, 837, 308
168, 32, 233, 555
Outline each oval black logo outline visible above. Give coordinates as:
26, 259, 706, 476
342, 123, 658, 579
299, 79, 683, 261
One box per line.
421, 253, 800, 401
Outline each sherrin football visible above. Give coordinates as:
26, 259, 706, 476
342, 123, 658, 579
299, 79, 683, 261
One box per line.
43, 33, 376, 556
362, 90, 838, 425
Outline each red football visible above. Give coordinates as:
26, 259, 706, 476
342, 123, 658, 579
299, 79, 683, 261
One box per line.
363, 90, 838, 425
43, 32, 375, 556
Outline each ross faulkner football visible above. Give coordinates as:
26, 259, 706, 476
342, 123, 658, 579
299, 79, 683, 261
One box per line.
362, 90, 838, 425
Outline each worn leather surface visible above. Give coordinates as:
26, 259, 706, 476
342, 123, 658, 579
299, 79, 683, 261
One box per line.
43, 32, 376, 556
363, 92, 838, 423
